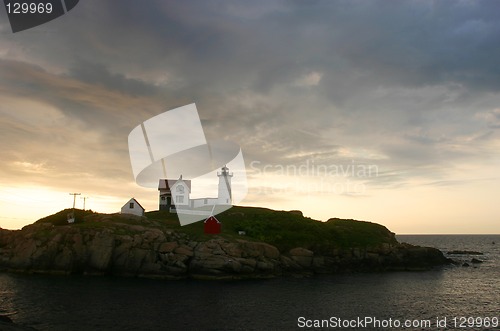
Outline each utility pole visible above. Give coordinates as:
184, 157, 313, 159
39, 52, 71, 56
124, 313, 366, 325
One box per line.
81, 196, 89, 211
69, 193, 81, 221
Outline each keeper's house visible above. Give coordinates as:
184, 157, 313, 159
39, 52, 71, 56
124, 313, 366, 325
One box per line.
158, 166, 233, 212
121, 198, 145, 217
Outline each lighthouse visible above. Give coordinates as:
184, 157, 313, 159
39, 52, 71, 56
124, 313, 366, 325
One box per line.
217, 165, 232, 205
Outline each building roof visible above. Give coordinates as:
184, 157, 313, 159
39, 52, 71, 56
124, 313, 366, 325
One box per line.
123, 198, 145, 211
204, 216, 220, 224
158, 178, 192, 191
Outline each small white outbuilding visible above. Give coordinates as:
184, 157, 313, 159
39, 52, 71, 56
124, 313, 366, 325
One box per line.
121, 198, 145, 217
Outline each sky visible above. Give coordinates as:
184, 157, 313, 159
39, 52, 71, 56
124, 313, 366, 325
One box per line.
0, 0, 499, 234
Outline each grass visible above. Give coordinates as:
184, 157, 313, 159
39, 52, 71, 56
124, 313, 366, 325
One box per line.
35, 209, 97, 226
33, 206, 397, 253
148, 206, 396, 252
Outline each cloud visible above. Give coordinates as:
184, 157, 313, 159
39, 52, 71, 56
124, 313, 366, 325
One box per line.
66, 60, 160, 97
476, 108, 500, 129
1, 0, 500, 229
0, 59, 169, 193
423, 177, 497, 187
294, 71, 323, 87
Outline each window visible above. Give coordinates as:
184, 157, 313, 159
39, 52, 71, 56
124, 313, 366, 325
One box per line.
204, 198, 208, 204
176, 196, 184, 204
176, 185, 184, 193
129, 202, 134, 208
161, 196, 165, 201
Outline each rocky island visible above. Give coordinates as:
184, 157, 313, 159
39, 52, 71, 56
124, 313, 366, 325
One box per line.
0, 207, 450, 279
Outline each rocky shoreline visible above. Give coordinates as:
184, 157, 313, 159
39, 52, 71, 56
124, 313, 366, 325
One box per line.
0, 219, 450, 280
0, 315, 36, 331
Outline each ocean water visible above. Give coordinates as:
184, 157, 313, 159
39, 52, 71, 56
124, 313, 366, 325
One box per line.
1, 235, 499, 331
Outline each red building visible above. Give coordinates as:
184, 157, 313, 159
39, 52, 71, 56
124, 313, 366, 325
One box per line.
204, 216, 221, 234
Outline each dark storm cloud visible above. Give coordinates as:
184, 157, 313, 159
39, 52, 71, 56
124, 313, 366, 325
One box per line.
67, 60, 159, 96
6, 0, 500, 94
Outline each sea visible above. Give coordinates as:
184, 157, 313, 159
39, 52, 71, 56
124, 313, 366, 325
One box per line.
0, 235, 499, 331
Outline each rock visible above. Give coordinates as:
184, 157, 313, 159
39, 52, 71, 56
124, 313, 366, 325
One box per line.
141, 262, 161, 273
170, 254, 189, 264
291, 255, 313, 268
256, 261, 275, 271
226, 260, 242, 273
352, 247, 365, 259
0, 213, 451, 279
471, 258, 483, 264
462, 262, 470, 267
279, 255, 301, 270
174, 246, 194, 257
143, 229, 165, 242
88, 232, 114, 270
240, 241, 279, 259
190, 255, 228, 273
158, 242, 178, 253
9, 240, 38, 268
261, 244, 280, 259
164, 265, 187, 275
289, 247, 313, 257
124, 248, 149, 271
53, 247, 74, 270
220, 242, 243, 257
376, 243, 393, 255
126, 236, 140, 250
240, 265, 255, 273
312, 257, 325, 267
212, 248, 225, 255
447, 250, 483, 255
128, 225, 146, 232
237, 258, 257, 270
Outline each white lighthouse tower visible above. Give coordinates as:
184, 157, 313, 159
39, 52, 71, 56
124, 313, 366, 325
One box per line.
217, 165, 233, 205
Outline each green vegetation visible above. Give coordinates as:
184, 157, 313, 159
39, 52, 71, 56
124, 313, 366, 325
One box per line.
215, 207, 396, 252
147, 206, 397, 252
34, 206, 397, 253
36, 209, 97, 226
